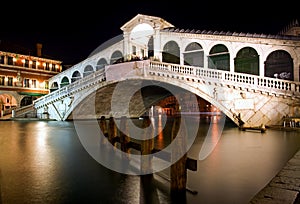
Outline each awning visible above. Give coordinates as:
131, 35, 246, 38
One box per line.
17, 92, 47, 96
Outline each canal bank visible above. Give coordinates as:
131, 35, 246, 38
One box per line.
250, 147, 300, 204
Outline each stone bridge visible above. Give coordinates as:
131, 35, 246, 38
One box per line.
32, 14, 300, 127
33, 60, 300, 127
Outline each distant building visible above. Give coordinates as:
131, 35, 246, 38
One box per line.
0, 41, 62, 117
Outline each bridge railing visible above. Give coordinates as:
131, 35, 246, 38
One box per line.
34, 60, 300, 109
148, 61, 300, 97
34, 69, 106, 108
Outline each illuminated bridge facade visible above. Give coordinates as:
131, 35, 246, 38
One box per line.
33, 14, 300, 127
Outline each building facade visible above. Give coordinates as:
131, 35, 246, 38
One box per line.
0, 42, 62, 117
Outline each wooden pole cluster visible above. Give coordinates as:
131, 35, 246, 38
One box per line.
98, 114, 196, 195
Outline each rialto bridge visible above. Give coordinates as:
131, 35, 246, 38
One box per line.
33, 14, 300, 127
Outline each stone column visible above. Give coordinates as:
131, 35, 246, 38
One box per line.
153, 27, 161, 61
123, 32, 130, 61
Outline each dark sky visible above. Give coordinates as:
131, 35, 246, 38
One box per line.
1, 1, 299, 66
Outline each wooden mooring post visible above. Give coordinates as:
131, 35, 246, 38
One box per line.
108, 116, 117, 145
141, 116, 154, 174
119, 116, 130, 155
98, 115, 197, 195
170, 115, 188, 194
99, 116, 108, 137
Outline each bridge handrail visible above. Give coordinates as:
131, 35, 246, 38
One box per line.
14, 104, 36, 116
34, 69, 106, 108
34, 60, 300, 109
148, 61, 300, 97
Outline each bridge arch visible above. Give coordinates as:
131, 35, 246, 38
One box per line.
83, 65, 94, 77
183, 42, 203, 67
71, 70, 82, 83
63, 76, 235, 124
234, 47, 259, 75
265, 50, 294, 80
60, 76, 70, 88
50, 81, 59, 92
163, 40, 180, 64
130, 23, 154, 57
96, 58, 108, 71
110, 50, 123, 64
208, 44, 230, 71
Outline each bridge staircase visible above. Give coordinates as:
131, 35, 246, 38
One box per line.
13, 104, 37, 119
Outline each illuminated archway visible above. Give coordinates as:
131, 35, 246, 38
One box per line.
265, 50, 294, 80
235, 47, 259, 75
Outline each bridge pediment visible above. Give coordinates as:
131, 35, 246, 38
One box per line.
120, 13, 174, 32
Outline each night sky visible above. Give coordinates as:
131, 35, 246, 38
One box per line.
1, 1, 299, 66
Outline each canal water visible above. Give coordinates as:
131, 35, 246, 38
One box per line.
0, 116, 299, 204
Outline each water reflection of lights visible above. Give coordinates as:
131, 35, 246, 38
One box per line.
156, 115, 164, 150
37, 122, 47, 147
199, 114, 226, 160
119, 176, 140, 203
33, 122, 52, 183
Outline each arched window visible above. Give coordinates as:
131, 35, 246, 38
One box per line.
183, 42, 203, 67
208, 44, 230, 71
110, 51, 123, 64
162, 41, 180, 64
60, 77, 69, 88
71, 71, 82, 83
50, 82, 59, 92
265, 50, 294, 80
235, 47, 259, 75
96, 58, 108, 71
83, 65, 94, 77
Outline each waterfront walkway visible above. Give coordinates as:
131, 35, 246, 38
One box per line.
250, 148, 300, 204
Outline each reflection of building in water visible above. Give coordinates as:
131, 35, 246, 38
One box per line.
155, 93, 220, 116
0, 41, 62, 117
